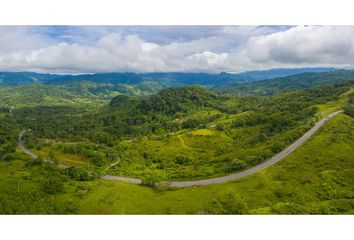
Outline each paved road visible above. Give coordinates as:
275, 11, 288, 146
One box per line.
18, 110, 343, 187
18, 129, 141, 183
18, 129, 68, 168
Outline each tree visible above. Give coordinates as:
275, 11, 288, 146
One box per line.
64, 167, 91, 181
203, 192, 248, 214
223, 158, 246, 173
175, 155, 192, 165
271, 142, 286, 154
140, 172, 161, 187
42, 176, 64, 194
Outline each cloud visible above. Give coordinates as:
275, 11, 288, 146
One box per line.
0, 26, 55, 55
186, 51, 229, 71
0, 32, 233, 73
0, 25, 354, 73
230, 25, 354, 71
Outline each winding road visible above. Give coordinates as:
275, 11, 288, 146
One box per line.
18, 110, 343, 187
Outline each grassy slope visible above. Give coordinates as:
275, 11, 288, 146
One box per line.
315, 87, 354, 119
74, 113, 354, 214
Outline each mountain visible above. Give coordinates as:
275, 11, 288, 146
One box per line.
234, 67, 336, 81
0, 72, 61, 85
216, 70, 354, 95
0, 67, 337, 87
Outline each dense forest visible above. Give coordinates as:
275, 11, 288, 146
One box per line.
0, 68, 335, 86
216, 70, 354, 95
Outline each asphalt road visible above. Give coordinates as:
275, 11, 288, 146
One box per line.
18, 110, 343, 187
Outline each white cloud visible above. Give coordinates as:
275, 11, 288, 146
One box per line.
230, 25, 354, 71
0, 26, 354, 73
0, 26, 55, 55
0, 32, 232, 73
187, 51, 229, 68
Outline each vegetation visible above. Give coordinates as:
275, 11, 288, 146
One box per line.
216, 70, 354, 95
0, 69, 353, 214
12, 83, 351, 181
0, 68, 335, 87
0, 113, 352, 214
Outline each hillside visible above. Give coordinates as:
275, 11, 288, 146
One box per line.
1, 69, 347, 109
216, 70, 354, 95
138, 86, 217, 115
1, 108, 353, 214
0, 67, 337, 87
10, 83, 352, 181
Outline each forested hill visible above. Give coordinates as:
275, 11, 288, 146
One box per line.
0, 72, 60, 85
138, 86, 217, 115
0, 67, 336, 87
215, 70, 354, 95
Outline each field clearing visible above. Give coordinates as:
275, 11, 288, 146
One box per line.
32, 148, 88, 167
191, 129, 215, 136
315, 87, 354, 119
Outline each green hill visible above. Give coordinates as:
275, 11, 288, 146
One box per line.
139, 86, 217, 115
216, 70, 354, 95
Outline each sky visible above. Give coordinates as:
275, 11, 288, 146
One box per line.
0, 25, 353, 73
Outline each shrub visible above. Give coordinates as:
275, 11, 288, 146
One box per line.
271, 142, 286, 154
1, 153, 16, 161
203, 192, 248, 214
223, 159, 246, 173
140, 173, 161, 187
182, 118, 202, 129
42, 176, 64, 194
64, 167, 91, 181
175, 155, 192, 165
25, 157, 43, 167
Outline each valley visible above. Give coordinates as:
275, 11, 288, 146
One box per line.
0, 69, 353, 214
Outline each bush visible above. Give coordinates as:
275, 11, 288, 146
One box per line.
344, 105, 354, 118
42, 176, 64, 194
175, 155, 192, 165
223, 159, 246, 173
203, 192, 248, 214
182, 118, 202, 129
64, 167, 91, 181
25, 157, 43, 167
140, 173, 161, 187
1, 153, 16, 161
271, 142, 286, 154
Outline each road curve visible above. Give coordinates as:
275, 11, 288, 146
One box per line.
18, 129, 141, 183
18, 129, 69, 168
18, 110, 343, 187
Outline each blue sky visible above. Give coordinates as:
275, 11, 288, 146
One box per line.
0, 25, 353, 73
